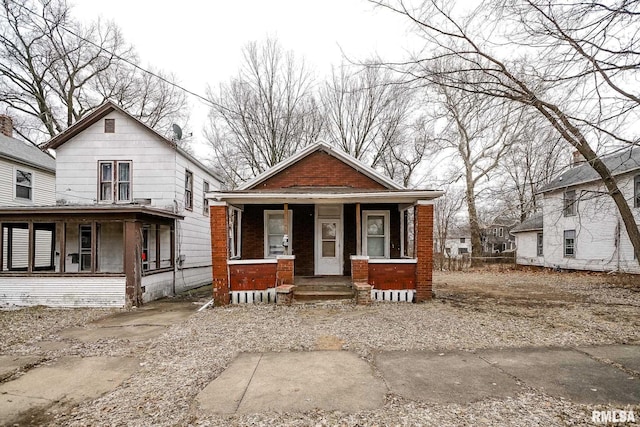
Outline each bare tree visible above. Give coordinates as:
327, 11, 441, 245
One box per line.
206, 39, 323, 187
322, 63, 427, 185
0, 0, 188, 143
433, 81, 527, 256
370, 0, 640, 260
433, 185, 465, 269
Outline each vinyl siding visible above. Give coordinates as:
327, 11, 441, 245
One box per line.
514, 231, 544, 267
0, 158, 55, 206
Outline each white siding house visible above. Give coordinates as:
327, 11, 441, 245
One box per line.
511, 214, 544, 267
528, 148, 640, 273
0, 116, 55, 207
0, 102, 223, 307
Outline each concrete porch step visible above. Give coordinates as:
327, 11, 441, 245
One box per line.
293, 289, 355, 302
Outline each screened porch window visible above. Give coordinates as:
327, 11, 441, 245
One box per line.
229, 207, 242, 259
400, 207, 414, 258
1, 223, 55, 272
264, 210, 292, 258
363, 210, 390, 258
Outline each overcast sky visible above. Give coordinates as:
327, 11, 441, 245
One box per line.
71, 0, 419, 147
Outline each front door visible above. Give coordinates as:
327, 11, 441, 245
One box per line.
315, 217, 342, 275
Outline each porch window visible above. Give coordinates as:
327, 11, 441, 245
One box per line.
99, 161, 132, 203
1, 223, 55, 272
564, 230, 575, 257
229, 207, 242, 259
64, 223, 125, 273
203, 181, 210, 215
185, 170, 193, 211
264, 210, 292, 258
537, 232, 543, 256
141, 224, 173, 272
564, 190, 576, 216
363, 210, 390, 258
400, 207, 414, 258
498, 228, 503, 237
15, 169, 33, 200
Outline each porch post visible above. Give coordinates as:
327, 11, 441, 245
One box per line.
283, 203, 289, 255
415, 201, 434, 302
356, 202, 361, 255
124, 220, 143, 307
210, 202, 230, 306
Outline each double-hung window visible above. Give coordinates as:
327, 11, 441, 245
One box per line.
564, 230, 575, 257
264, 210, 292, 258
15, 169, 32, 200
363, 210, 390, 258
203, 181, 210, 215
536, 232, 543, 256
229, 207, 242, 259
99, 161, 132, 203
634, 175, 640, 208
185, 170, 193, 211
564, 190, 576, 216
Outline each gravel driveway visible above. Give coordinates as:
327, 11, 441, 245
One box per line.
1, 268, 639, 426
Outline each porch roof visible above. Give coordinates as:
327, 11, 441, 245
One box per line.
0, 204, 184, 221
207, 188, 444, 205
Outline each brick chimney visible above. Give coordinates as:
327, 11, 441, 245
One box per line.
0, 115, 13, 138
571, 150, 584, 167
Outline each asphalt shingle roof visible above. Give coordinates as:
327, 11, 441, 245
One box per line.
540, 147, 640, 193
511, 214, 543, 233
0, 133, 55, 172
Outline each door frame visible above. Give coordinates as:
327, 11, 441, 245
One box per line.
314, 204, 343, 275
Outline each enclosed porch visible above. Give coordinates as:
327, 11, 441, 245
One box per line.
0, 205, 181, 307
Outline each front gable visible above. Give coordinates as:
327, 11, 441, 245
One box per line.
242, 143, 402, 191
255, 150, 386, 190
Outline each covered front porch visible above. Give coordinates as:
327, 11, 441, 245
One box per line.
208, 190, 439, 305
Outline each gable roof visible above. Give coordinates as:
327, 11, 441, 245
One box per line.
510, 214, 543, 234
42, 100, 223, 183
0, 133, 55, 173
540, 147, 640, 193
238, 142, 405, 191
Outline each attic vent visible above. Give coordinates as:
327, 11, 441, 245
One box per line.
104, 118, 115, 133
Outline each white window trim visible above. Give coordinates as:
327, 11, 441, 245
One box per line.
229, 206, 242, 259
14, 167, 34, 201
98, 160, 132, 203
203, 180, 210, 216
184, 170, 194, 211
564, 229, 576, 258
264, 209, 293, 258
362, 210, 390, 259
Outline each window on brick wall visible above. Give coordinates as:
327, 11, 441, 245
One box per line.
264, 210, 292, 258
363, 210, 390, 258
400, 207, 414, 258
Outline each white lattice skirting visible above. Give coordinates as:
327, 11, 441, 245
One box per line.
231, 288, 277, 304
371, 289, 415, 302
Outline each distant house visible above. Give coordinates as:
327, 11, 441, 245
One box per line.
0, 115, 55, 206
206, 142, 442, 305
434, 228, 472, 257
510, 214, 543, 267
481, 218, 517, 254
533, 148, 640, 273
0, 102, 223, 307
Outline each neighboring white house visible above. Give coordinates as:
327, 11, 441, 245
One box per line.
0, 102, 223, 307
510, 214, 544, 267
527, 148, 640, 273
435, 231, 472, 257
0, 115, 55, 207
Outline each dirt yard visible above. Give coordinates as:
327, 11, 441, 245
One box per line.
0, 268, 638, 426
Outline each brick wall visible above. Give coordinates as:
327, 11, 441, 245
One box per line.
276, 256, 295, 285
255, 151, 387, 190
229, 263, 277, 291
292, 204, 314, 276
415, 203, 434, 302
369, 263, 416, 290
351, 256, 369, 284
210, 205, 229, 305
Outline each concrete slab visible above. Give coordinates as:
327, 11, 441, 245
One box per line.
376, 351, 522, 404
0, 356, 138, 425
479, 348, 640, 405
59, 324, 168, 342
196, 351, 386, 415
0, 356, 40, 381
92, 302, 194, 327
578, 345, 640, 373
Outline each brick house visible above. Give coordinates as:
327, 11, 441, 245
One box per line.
207, 142, 442, 305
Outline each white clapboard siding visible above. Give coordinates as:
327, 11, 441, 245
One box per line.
231, 288, 277, 304
142, 271, 175, 303
371, 289, 415, 302
0, 276, 126, 307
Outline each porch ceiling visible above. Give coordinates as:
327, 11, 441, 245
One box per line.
0, 205, 184, 221
207, 189, 444, 205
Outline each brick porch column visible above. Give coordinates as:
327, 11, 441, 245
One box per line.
276, 255, 295, 285
351, 255, 371, 305
415, 201, 434, 302
210, 203, 230, 306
